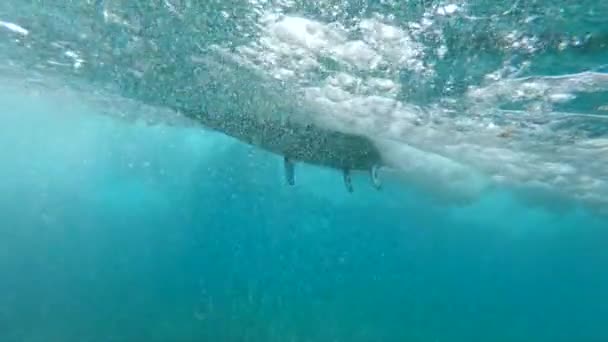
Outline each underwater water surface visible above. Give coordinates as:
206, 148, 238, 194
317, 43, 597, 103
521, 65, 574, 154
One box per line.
1, 0, 608, 341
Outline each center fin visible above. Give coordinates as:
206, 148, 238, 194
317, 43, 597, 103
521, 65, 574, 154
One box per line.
343, 169, 353, 193
284, 156, 295, 186
370, 165, 381, 190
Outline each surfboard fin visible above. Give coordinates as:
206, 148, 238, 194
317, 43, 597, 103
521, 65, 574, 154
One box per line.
343, 169, 353, 193
370, 165, 381, 190
284, 156, 295, 186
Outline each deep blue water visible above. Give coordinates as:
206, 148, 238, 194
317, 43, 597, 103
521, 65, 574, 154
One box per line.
2, 77, 608, 342
2, 1, 608, 341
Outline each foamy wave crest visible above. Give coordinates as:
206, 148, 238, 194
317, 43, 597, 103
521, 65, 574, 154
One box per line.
228, 9, 608, 213
1, 0, 607, 213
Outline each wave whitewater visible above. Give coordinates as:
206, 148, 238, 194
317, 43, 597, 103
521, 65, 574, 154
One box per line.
1, 0, 607, 213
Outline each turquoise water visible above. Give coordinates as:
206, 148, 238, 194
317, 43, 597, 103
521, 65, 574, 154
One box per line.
1, 1, 608, 341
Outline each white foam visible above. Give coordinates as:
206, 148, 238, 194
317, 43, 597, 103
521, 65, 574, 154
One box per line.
227, 10, 608, 212
2, 1, 607, 213
0, 20, 28, 35
244, 14, 427, 84
467, 72, 608, 107
436, 4, 460, 16
269, 16, 345, 52
358, 18, 425, 72
373, 138, 490, 203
